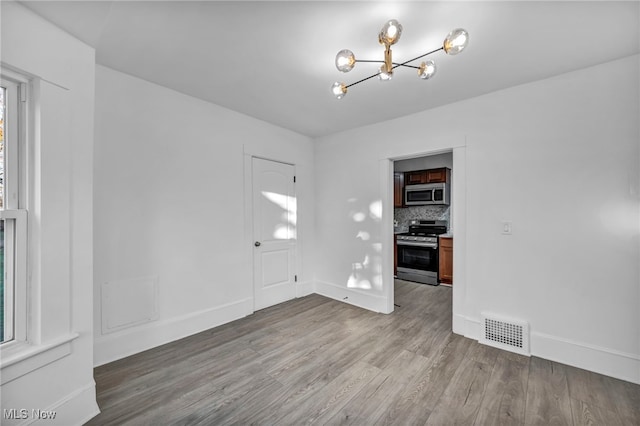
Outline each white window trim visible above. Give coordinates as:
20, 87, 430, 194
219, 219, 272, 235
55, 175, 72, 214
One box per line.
1, 209, 27, 344
0, 67, 79, 385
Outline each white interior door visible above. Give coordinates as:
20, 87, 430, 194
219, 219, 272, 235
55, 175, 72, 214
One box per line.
252, 157, 297, 310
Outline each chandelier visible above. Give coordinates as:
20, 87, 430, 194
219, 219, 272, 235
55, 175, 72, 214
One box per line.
332, 20, 469, 99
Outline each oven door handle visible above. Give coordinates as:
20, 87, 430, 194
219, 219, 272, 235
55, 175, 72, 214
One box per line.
397, 241, 438, 249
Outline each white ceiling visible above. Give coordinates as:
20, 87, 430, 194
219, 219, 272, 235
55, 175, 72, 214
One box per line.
18, 1, 640, 138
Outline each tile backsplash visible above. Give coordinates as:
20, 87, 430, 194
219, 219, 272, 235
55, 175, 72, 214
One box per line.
394, 205, 450, 231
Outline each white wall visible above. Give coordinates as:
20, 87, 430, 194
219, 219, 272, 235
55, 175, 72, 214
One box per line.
93, 65, 315, 365
0, 1, 98, 424
314, 55, 640, 383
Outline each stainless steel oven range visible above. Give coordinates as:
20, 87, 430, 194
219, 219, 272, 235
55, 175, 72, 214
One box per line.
396, 220, 447, 285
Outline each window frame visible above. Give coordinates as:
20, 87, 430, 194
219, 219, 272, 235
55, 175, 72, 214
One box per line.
0, 64, 81, 387
1, 70, 29, 347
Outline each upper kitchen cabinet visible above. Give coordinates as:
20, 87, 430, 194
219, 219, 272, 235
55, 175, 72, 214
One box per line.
405, 167, 450, 184
394, 172, 404, 207
426, 167, 449, 183
405, 170, 427, 185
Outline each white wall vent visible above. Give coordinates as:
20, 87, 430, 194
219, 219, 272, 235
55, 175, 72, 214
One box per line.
480, 313, 530, 356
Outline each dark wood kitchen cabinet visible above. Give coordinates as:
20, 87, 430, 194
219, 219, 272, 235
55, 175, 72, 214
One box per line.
394, 235, 398, 276
393, 172, 404, 207
426, 167, 449, 183
405, 167, 450, 185
405, 170, 427, 184
439, 236, 453, 285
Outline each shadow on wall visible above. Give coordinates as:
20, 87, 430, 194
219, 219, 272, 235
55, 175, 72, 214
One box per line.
346, 198, 383, 291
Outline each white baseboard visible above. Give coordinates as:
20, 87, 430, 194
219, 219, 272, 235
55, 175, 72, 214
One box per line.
315, 280, 388, 313
296, 280, 314, 298
94, 298, 253, 367
453, 314, 481, 340
531, 331, 640, 385
453, 313, 640, 384
23, 381, 99, 426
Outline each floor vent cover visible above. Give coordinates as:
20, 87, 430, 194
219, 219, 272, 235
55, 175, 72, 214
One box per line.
480, 313, 530, 356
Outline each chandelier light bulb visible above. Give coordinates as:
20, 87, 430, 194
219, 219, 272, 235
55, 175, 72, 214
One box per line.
331, 82, 347, 99
378, 66, 393, 81
443, 28, 469, 55
379, 19, 403, 46
418, 60, 437, 80
335, 49, 356, 73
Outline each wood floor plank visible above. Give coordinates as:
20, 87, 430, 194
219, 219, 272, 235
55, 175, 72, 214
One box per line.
465, 340, 501, 367
247, 300, 351, 354
495, 347, 530, 366
374, 333, 474, 426
234, 369, 339, 425
179, 374, 284, 425
524, 357, 573, 426
425, 357, 493, 425
327, 350, 433, 425
254, 312, 357, 375
383, 349, 435, 384
394, 282, 451, 320
473, 357, 529, 425
564, 363, 619, 412
271, 361, 381, 425
569, 397, 624, 426
129, 370, 282, 426
357, 315, 424, 369
264, 310, 388, 389
325, 370, 399, 426
403, 314, 452, 360
94, 344, 259, 414
90, 347, 266, 425
604, 376, 640, 426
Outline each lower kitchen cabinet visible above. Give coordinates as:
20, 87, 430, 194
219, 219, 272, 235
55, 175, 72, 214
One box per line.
394, 234, 398, 276
439, 236, 453, 285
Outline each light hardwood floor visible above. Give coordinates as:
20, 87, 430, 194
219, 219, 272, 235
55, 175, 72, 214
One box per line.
88, 280, 640, 425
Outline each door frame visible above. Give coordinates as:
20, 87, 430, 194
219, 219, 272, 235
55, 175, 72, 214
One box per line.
381, 145, 468, 337
243, 152, 299, 312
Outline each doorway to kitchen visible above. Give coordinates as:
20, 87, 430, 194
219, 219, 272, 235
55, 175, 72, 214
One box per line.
393, 152, 453, 279
391, 150, 455, 318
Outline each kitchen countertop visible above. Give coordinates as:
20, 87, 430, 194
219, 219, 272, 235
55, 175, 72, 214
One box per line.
439, 233, 454, 238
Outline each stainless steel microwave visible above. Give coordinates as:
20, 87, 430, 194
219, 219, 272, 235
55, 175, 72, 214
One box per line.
404, 183, 450, 206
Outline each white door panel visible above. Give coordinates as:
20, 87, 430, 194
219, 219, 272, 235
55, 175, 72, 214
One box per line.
252, 158, 296, 310
261, 249, 291, 287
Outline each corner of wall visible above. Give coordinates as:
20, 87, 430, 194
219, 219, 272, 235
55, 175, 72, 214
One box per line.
314, 280, 389, 313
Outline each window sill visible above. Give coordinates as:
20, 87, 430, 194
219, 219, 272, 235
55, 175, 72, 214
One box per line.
0, 333, 79, 385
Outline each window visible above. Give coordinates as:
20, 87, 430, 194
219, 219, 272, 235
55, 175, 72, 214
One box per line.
0, 73, 27, 345
0, 69, 78, 386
